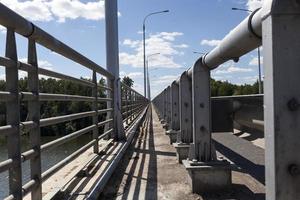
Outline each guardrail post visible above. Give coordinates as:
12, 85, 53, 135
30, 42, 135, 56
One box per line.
166, 83, 179, 144
162, 89, 167, 125
166, 81, 180, 143
164, 86, 172, 132
5, 29, 22, 199
130, 91, 134, 121
105, 0, 125, 140
92, 70, 99, 153
183, 59, 231, 194
173, 71, 192, 163
27, 39, 42, 199
171, 81, 179, 131
189, 59, 213, 162
126, 88, 129, 125
262, 1, 300, 199
166, 86, 171, 128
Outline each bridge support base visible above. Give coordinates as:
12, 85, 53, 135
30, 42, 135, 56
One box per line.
183, 160, 232, 194
166, 130, 178, 144
173, 143, 190, 163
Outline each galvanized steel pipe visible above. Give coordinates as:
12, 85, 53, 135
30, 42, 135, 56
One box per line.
202, 9, 262, 69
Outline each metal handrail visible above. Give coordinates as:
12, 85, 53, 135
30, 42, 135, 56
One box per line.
0, 3, 114, 80
0, 3, 121, 199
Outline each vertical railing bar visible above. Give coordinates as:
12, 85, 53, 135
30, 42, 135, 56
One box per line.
5, 28, 22, 200
92, 70, 99, 153
27, 39, 42, 200
130, 90, 133, 122
126, 88, 129, 125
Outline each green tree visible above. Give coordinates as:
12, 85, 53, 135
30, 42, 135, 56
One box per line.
122, 76, 134, 88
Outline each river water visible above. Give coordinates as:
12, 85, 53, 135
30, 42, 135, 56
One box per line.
0, 134, 92, 199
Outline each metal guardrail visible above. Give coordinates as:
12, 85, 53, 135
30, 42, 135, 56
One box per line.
0, 3, 148, 200
121, 83, 148, 128
153, 1, 300, 199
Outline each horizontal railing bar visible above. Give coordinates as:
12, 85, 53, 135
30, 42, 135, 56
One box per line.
40, 111, 95, 127
0, 91, 112, 102
0, 3, 114, 79
97, 108, 113, 114
41, 124, 96, 152
0, 109, 113, 136
202, 9, 262, 69
21, 148, 38, 163
39, 93, 95, 101
0, 91, 14, 101
98, 85, 113, 91
0, 125, 16, 136
42, 139, 96, 181
0, 56, 15, 67
22, 179, 37, 197
18, 61, 95, 87
97, 98, 113, 102
0, 159, 13, 173
38, 67, 94, 87
252, 119, 264, 126
98, 128, 113, 140
4, 194, 14, 200
20, 121, 37, 132
211, 94, 264, 100
97, 119, 113, 127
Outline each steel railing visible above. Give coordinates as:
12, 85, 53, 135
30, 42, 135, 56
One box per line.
153, 1, 300, 199
0, 3, 148, 200
121, 83, 148, 128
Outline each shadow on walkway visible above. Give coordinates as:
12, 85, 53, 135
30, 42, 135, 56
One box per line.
99, 108, 159, 200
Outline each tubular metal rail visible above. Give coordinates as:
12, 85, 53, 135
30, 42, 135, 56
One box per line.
121, 83, 148, 128
0, 3, 148, 200
153, 1, 300, 199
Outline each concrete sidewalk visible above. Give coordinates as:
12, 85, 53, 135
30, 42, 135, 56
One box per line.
100, 106, 265, 200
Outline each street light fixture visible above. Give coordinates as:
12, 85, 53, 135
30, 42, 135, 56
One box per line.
231, 7, 253, 12
146, 53, 160, 100
143, 10, 169, 97
231, 7, 262, 94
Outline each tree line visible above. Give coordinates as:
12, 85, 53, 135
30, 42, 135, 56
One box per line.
0, 76, 260, 136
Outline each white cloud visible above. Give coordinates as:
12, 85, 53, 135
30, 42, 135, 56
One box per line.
249, 56, 263, 66
159, 32, 183, 41
120, 71, 143, 79
46, 0, 105, 23
215, 66, 253, 74
0, 0, 53, 22
246, 0, 262, 11
174, 44, 189, 48
120, 32, 187, 69
123, 39, 140, 48
0, 0, 108, 23
152, 75, 179, 86
201, 39, 221, 47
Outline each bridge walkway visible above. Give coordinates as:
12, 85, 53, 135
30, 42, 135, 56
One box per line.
99, 106, 265, 200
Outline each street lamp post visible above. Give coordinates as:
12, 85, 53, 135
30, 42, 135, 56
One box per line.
193, 51, 206, 55
146, 53, 160, 100
231, 7, 262, 94
143, 10, 169, 97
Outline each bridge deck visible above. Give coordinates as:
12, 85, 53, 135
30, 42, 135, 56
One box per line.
100, 106, 265, 200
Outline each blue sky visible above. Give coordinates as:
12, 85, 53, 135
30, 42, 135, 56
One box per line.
0, 0, 263, 98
